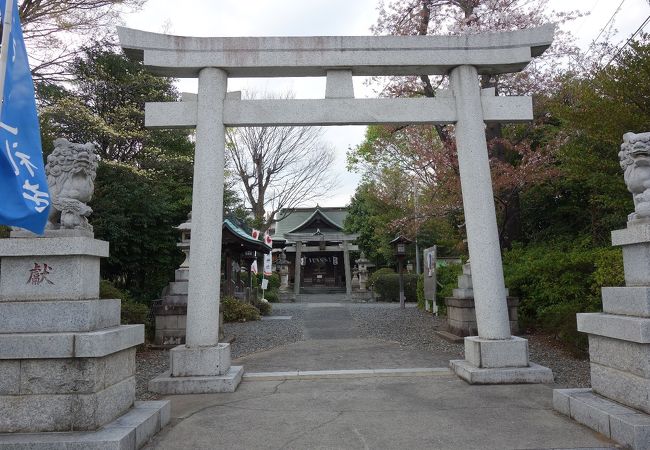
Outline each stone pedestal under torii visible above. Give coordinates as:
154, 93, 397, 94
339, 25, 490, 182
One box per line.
118, 24, 557, 391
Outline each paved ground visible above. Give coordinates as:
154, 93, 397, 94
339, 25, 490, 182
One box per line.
144, 294, 616, 449
147, 376, 616, 450
236, 301, 457, 372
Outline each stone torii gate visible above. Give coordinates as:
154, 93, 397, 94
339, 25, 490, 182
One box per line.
119, 25, 555, 393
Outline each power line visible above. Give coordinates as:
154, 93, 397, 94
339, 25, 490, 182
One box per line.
585, 0, 626, 56
604, 13, 650, 68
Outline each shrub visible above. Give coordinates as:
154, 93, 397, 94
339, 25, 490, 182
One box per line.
372, 273, 418, 302
100, 279, 131, 302
221, 296, 261, 322
416, 274, 425, 309
253, 298, 272, 316
537, 302, 600, 352
435, 263, 462, 303
240, 272, 258, 289
121, 300, 151, 327
100, 280, 150, 336
503, 241, 623, 351
265, 273, 281, 291
368, 267, 395, 287
264, 290, 279, 303
435, 263, 463, 315
592, 247, 625, 288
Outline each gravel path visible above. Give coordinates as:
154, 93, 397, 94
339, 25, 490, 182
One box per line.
226, 305, 304, 359
136, 349, 168, 400
526, 333, 590, 388
348, 304, 464, 357
135, 302, 590, 399
347, 304, 591, 388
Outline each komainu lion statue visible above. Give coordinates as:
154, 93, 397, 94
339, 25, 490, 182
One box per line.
620, 132, 650, 221
45, 138, 99, 231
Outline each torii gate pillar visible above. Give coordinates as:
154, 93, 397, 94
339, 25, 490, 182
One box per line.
148, 68, 244, 394
448, 65, 552, 383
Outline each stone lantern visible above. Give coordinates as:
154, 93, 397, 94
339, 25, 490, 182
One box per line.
152, 213, 192, 347
351, 265, 360, 291
390, 235, 412, 309
357, 252, 370, 292
176, 213, 192, 270
277, 250, 290, 292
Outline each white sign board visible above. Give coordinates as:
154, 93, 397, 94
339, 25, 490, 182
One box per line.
263, 253, 272, 276
423, 246, 438, 314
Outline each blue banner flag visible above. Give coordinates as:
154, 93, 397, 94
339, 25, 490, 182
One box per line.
0, 0, 50, 234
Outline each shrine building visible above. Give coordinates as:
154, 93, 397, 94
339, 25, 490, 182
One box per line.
272, 206, 359, 297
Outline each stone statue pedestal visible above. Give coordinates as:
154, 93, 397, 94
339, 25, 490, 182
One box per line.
0, 232, 169, 448
441, 264, 519, 340
554, 222, 650, 449
449, 266, 553, 384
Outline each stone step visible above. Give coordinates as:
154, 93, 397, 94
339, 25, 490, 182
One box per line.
0, 325, 144, 359
0, 299, 120, 333
0, 237, 108, 301
602, 286, 650, 318
0, 377, 136, 433
449, 360, 554, 384
167, 281, 188, 295
242, 367, 453, 381
591, 362, 650, 416
0, 400, 170, 449
588, 334, 650, 379
149, 365, 244, 394
577, 313, 650, 343
457, 274, 473, 289
300, 287, 346, 294
554, 388, 650, 450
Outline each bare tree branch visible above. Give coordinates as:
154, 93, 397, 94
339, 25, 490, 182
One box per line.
225, 92, 340, 229
5, 0, 146, 83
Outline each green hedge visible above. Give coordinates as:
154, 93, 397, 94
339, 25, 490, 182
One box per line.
100, 279, 151, 339
368, 267, 395, 288
264, 289, 279, 303
221, 296, 261, 322
503, 241, 623, 351
416, 274, 425, 309
373, 273, 419, 302
252, 298, 272, 316
265, 273, 281, 291
435, 263, 463, 315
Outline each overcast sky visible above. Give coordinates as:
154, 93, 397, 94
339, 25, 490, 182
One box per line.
124, 0, 650, 207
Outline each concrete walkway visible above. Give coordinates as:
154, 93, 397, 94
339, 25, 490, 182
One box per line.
236, 300, 455, 372
146, 295, 618, 449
